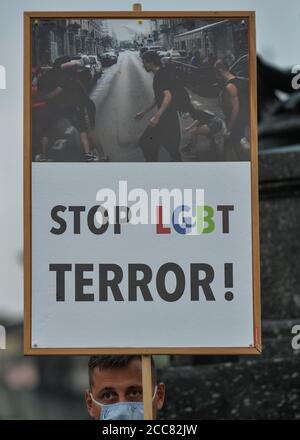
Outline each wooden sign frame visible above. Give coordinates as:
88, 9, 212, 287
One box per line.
24, 10, 261, 356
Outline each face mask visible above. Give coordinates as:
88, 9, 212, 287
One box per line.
90, 386, 157, 421
98, 401, 144, 420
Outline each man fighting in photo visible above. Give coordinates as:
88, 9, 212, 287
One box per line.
135, 50, 182, 162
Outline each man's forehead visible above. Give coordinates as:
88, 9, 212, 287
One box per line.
91, 359, 143, 389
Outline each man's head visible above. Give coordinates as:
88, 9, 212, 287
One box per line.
142, 50, 162, 72
85, 355, 165, 420
214, 58, 231, 82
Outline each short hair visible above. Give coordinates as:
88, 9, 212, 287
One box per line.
142, 50, 162, 67
214, 58, 230, 71
53, 55, 72, 69
88, 355, 157, 388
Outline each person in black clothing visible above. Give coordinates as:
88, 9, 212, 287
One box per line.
182, 109, 226, 159
33, 65, 66, 160
135, 50, 181, 162
37, 56, 103, 161
214, 58, 249, 158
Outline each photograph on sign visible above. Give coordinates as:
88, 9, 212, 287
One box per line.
25, 12, 260, 354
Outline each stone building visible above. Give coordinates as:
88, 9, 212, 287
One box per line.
32, 19, 108, 66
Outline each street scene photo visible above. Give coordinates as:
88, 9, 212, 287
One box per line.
31, 17, 250, 162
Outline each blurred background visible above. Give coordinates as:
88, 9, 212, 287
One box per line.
0, 0, 300, 419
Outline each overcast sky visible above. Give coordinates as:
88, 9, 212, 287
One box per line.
0, 0, 300, 318
110, 19, 151, 41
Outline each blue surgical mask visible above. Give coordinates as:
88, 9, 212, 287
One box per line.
90, 386, 157, 420
99, 401, 144, 420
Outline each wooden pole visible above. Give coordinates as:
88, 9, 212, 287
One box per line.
142, 355, 153, 420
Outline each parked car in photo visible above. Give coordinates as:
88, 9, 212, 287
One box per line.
101, 50, 118, 66
161, 49, 188, 65
88, 55, 103, 78
149, 46, 166, 53
139, 46, 149, 57
157, 49, 169, 57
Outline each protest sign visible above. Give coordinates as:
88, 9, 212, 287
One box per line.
24, 11, 260, 354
